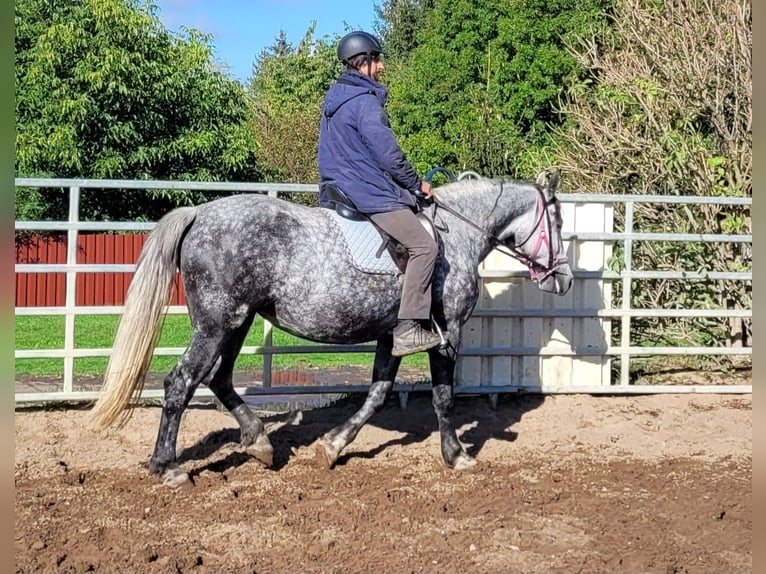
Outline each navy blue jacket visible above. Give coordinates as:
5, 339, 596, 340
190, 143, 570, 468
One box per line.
318, 71, 420, 214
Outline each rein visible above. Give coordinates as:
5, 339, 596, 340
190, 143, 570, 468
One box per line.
431, 187, 568, 283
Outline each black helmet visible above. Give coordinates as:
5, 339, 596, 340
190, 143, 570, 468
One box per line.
337, 31, 383, 63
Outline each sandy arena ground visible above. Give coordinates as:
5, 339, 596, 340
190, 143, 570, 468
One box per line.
15, 388, 751, 574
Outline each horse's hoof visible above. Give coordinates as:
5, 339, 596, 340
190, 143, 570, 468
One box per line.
248, 446, 274, 467
314, 439, 337, 470
247, 434, 274, 467
453, 452, 477, 471
162, 467, 193, 490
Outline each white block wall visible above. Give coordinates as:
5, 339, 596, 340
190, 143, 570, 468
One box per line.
456, 202, 613, 388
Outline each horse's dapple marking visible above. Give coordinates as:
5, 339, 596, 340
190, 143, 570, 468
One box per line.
90, 173, 573, 488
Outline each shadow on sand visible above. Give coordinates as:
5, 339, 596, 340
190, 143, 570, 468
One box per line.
175, 391, 546, 476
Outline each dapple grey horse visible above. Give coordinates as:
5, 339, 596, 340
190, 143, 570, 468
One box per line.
90, 172, 573, 487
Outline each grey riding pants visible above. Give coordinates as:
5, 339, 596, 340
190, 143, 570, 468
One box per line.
369, 208, 437, 321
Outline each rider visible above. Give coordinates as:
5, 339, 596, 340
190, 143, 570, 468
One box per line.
318, 30, 441, 357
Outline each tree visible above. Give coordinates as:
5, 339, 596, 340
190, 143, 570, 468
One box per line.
248, 25, 339, 195
553, 0, 752, 362
373, 0, 434, 61
381, 0, 612, 177
15, 0, 261, 221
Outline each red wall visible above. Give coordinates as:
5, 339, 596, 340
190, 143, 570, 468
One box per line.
15, 234, 186, 307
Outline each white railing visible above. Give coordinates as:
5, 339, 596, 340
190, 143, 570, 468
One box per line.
14, 178, 752, 403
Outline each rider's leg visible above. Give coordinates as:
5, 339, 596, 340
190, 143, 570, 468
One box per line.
369, 209, 440, 355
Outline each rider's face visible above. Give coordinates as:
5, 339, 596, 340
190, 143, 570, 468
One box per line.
358, 56, 384, 81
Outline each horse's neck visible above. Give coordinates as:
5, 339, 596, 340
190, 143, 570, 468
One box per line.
439, 180, 536, 251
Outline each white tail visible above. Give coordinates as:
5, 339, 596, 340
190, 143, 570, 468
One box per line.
89, 207, 197, 430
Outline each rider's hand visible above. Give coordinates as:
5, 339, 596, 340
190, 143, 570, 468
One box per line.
419, 180, 434, 200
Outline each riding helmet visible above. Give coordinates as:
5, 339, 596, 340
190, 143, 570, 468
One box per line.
337, 31, 383, 64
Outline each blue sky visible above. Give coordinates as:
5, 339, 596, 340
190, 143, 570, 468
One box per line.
154, 0, 379, 82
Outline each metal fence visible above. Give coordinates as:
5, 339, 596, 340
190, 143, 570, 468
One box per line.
14, 178, 752, 403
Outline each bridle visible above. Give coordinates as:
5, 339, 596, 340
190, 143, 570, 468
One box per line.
431, 186, 569, 284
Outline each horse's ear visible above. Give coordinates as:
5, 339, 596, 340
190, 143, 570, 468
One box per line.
536, 170, 561, 195
547, 171, 561, 194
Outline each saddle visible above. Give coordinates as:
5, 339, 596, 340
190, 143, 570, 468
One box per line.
324, 184, 368, 222
320, 183, 439, 275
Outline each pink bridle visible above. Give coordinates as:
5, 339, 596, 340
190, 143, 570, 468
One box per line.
433, 187, 568, 283
505, 191, 569, 283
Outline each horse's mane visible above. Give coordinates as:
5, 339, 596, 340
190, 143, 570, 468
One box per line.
434, 177, 539, 203
435, 178, 494, 198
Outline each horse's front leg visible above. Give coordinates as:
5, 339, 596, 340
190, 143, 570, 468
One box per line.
315, 336, 401, 469
429, 345, 476, 470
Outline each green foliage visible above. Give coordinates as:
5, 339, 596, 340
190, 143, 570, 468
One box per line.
14, 186, 48, 221
551, 0, 751, 357
247, 25, 339, 202
15, 0, 260, 221
374, 0, 434, 60
382, 0, 612, 177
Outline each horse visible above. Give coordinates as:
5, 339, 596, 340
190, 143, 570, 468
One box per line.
90, 171, 573, 488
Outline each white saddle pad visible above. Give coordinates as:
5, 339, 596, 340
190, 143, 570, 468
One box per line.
320, 209, 400, 275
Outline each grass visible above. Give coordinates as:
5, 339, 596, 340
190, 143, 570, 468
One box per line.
15, 314, 429, 378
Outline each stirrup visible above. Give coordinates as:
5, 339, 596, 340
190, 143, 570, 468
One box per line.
430, 316, 449, 349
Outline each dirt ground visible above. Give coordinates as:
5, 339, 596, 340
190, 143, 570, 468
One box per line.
15, 386, 751, 574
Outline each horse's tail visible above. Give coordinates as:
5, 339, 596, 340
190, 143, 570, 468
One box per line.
90, 206, 198, 431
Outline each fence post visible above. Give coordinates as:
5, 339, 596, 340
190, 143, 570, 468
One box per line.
63, 186, 80, 393
619, 200, 634, 386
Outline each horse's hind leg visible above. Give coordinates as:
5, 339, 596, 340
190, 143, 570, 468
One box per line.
206, 319, 273, 467
429, 347, 476, 470
315, 336, 401, 469
148, 330, 225, 486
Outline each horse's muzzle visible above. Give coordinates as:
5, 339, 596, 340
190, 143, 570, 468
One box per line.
539, 262, 574, 295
